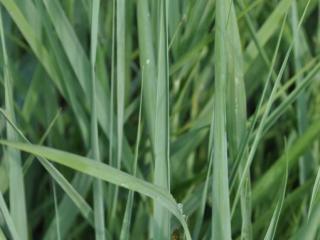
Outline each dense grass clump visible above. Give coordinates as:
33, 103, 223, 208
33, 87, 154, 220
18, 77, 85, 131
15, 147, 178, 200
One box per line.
0, 0, 320, 239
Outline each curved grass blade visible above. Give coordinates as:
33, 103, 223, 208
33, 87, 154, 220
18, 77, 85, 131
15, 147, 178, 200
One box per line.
0, 108, 93, 225
0, 140, 192, 240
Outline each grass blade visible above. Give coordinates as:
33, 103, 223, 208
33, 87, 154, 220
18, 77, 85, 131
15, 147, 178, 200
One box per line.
120, 77, 144, 240
137, 0, 156, 142
253, 120, 320, 206
244, 0, 293, 71
307, 167, 320, 219
225, 3, 252, 240
263, 145, 288, 240
0, 140, 192, 240
109, 0, 126, 232
107, 0, 116, 231
233, 0, 312, 215
0, 193, 20, 240
0, 7, 28, 240
291, 0, 313, 186
153, 0, 171, 239
211, 0, 232, 239
51, 180, 61, 240
0, 108, 94, 225
90, 0, 105, 239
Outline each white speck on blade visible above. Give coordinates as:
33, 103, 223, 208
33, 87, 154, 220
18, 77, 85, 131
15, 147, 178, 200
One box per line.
177, 203, 183, 213
146, 59, 150, 65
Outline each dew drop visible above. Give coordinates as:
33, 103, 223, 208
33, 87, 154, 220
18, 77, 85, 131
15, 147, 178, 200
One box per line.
146, 59, 150, 65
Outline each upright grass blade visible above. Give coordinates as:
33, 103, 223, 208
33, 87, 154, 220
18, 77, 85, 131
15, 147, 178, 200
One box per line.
43, 0, 90, 92
110, 0, 126, 232
120, 72, 144, 240
229, 10, 288, 195
0, 193, 20, 240
51, 180, 61, 240
211, 0, 232, 239
34, 0, 90, 143
44, 173, 92, 240
225, 3, 252, 240
291, 0, 313, 186
0, 8, 28, 240
233, 0, 311, 215
40, 0, 137, 176
90, 1, 105, 239
263, 145, 288, 240
137, 0, 156, 142
0, 140, 192, 240
307, 167, 320, 219
116, 0, 125, 179
171, 57, 318, 177
107, 0, 116, 230
153, 0, 171, 239
192, 153, 212, 240
0, 0, 319, 239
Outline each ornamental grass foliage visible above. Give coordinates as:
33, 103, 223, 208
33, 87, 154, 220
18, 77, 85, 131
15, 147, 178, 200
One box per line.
0, 0, 320, 239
